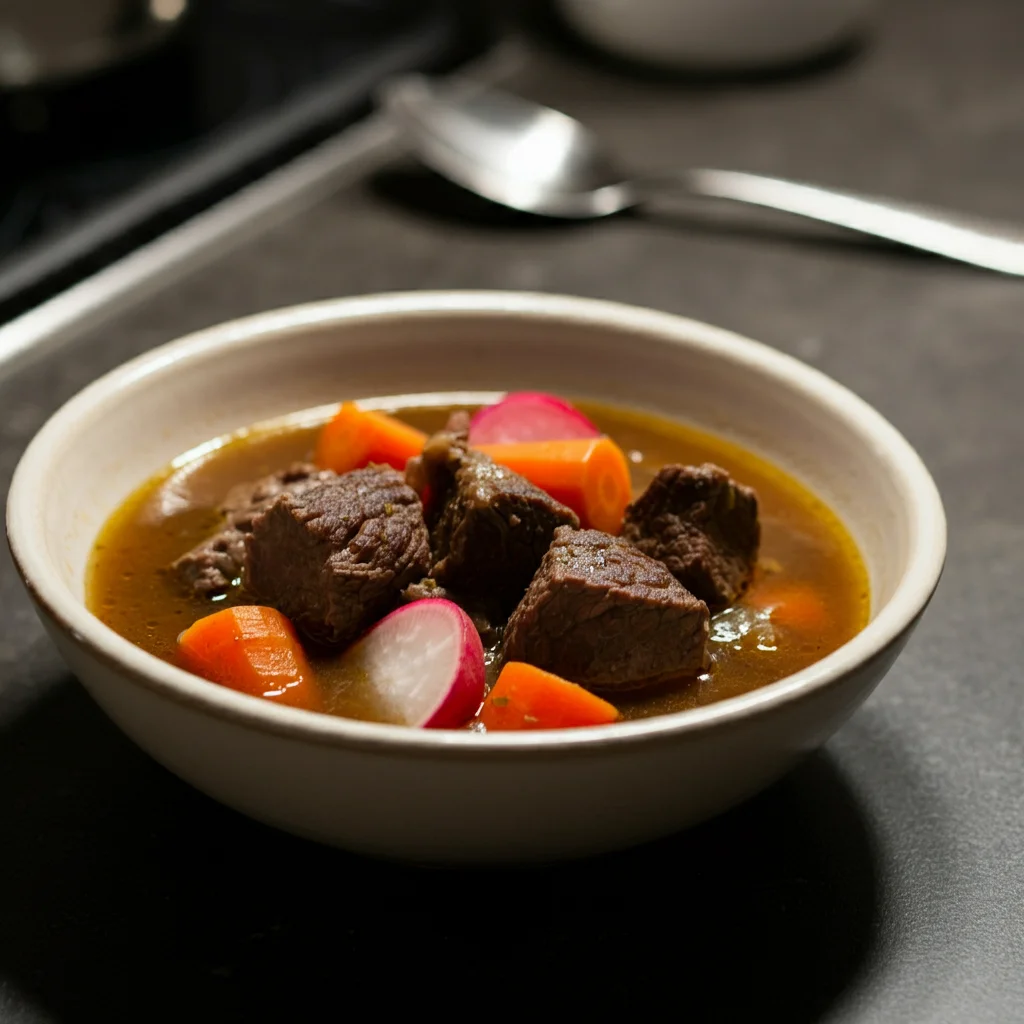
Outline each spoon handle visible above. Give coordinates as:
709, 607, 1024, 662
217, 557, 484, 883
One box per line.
669, 169, 1024, 275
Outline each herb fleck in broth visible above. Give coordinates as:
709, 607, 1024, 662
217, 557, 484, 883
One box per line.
87, 398, 869, 724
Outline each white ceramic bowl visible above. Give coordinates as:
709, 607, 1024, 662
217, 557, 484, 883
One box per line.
557, 0, 876, 72
6, 292, 945, 864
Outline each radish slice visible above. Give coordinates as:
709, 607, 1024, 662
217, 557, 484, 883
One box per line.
469, 392, 600, 446
342, 599, 485, 728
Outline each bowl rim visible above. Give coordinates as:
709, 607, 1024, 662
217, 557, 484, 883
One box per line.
6, 290, 946, 758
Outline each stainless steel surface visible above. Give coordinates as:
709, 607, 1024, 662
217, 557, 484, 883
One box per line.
0, 0, 185, 88
384, 76, 1024, 276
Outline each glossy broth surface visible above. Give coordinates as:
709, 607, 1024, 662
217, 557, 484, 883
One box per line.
88, 398, 870, 722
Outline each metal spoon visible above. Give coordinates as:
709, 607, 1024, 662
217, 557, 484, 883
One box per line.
383, 75, 1024, 276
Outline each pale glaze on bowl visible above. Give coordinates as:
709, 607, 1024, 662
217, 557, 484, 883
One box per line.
557, 0, 876, 70
6, 292, 945, 863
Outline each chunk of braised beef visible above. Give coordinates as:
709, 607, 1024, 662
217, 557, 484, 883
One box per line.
219, 463, 335, 527
442, 409, 472, 439
400, 578, 501, 647
172, 462, 335, 595
622, 463, 760, 611
174, 536, 242, 597
243, 466, 431, 646
404, 427, 459, 520
503, 526, 709, 692
406, 428, 579, 615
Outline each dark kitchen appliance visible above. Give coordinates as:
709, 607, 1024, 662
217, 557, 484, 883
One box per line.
0, 0, 487, 323
0, 0, 185, 89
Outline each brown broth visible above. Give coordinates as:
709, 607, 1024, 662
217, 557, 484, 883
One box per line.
87, 398, 870, 724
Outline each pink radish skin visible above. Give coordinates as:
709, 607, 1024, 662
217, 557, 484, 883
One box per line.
469, 392, 600, 446
342, 599, 485, 728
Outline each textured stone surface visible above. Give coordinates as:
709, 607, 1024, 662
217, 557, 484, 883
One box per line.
3, 1, 1024, 1018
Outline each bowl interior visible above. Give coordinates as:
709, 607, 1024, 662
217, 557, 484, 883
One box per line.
10, 294, 943, 738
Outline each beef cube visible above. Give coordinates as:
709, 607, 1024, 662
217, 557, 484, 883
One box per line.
173, 462, 335, 595
220, 463, 335, 531
407, 429, 579, 614
442, 409, 472, 438
622, 463, 759, 611
173, 533, 243, 597
401, 578, 448, 604
244, 466, 431, 646
503, 527, 709, 692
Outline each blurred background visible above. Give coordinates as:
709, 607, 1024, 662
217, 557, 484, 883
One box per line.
0, 0, 492, 322
0, 0, 885, 325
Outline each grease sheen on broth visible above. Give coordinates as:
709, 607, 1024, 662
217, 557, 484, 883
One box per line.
87, 397, 870, 723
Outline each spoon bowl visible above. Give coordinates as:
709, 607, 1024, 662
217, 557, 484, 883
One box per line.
384, 76, 637, 218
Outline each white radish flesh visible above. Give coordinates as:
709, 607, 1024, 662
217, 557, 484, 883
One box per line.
343, 599, 485, 728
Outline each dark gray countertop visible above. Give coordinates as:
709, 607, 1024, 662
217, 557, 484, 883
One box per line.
2, 0, 1023, 1020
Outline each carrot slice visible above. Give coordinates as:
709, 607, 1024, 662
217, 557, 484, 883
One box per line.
748, 582, 829, 633
315, 402, 426, 474
475, 436, 632, 534
478, 662, 619, 731
177, 606, 322, 711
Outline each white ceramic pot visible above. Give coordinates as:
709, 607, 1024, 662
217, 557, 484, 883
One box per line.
6, 292, 945, 864
557, 0, 877, 71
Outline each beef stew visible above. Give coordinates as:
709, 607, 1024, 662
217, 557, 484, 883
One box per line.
87, 394, 869, 728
